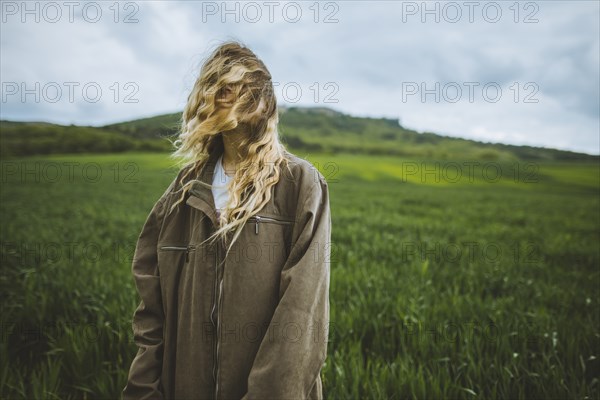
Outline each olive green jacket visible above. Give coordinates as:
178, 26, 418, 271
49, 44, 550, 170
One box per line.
122, 148, 331, 400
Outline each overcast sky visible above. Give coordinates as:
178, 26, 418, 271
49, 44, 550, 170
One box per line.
1, 0, 598, 154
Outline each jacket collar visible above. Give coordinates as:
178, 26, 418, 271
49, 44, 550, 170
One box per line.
185, 146, 224, 229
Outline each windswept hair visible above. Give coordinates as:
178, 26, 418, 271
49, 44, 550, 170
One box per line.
169, 40, 290, 257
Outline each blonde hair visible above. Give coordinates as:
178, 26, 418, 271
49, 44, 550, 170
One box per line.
169, 40, 291, 257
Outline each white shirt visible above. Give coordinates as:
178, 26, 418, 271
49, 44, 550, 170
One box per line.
212, 154, 232, 215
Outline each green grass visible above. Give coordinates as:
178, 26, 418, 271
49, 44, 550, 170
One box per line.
1, 152, 598, 399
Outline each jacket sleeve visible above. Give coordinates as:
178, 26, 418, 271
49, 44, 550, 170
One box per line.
122, 196, 168, 400
242, 172, 332, 399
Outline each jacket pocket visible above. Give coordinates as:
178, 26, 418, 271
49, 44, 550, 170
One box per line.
248, 215, 294, 234
159, 244, 196, 263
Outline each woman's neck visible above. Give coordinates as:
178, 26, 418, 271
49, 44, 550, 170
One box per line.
221, 125, 246, 177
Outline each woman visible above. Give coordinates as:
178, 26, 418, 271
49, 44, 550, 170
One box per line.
122, 41, 331, 400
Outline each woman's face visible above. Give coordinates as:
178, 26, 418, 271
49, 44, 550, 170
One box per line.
242, 97, 267, 123
217, 84, 267, 124
216, 85, 235, 108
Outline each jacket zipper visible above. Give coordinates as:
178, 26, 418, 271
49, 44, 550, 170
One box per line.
249, 215, 294, 234
215, 241, 224, 400
211, 241, 219, 399
159, 245, 196, 263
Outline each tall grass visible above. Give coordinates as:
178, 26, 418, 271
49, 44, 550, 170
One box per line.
1, 152, 598, 399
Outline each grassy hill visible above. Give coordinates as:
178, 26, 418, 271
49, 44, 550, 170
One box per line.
0, 120, 171, 158
1, 106, 597, 161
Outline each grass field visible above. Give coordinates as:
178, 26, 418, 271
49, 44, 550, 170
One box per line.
1, 152, 598, 399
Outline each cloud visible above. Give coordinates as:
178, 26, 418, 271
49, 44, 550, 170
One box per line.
1, 0, 598, 154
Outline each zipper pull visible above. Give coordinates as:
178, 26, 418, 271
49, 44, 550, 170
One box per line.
186, 245, 193, 263
255, 215, 261, 234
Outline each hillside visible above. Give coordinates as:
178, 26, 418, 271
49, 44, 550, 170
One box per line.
1, 106, 597, 161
